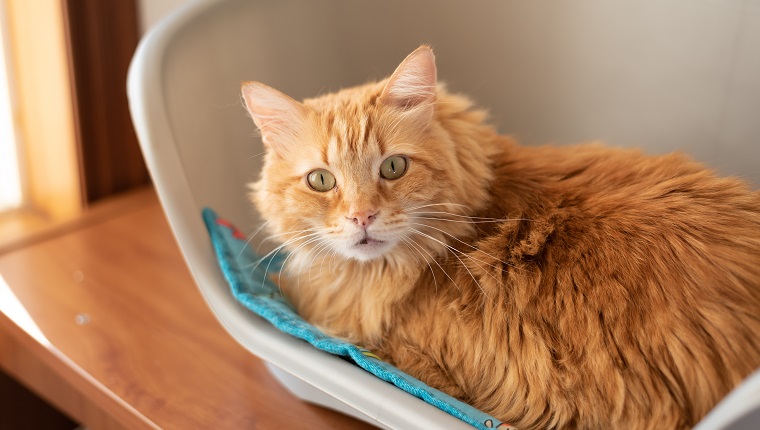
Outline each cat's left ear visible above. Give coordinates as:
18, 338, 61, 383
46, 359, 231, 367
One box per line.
241, 81, 307, 156
379, 45, 437, 125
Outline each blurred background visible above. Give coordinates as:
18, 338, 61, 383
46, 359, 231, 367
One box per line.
0, 0, 758, 428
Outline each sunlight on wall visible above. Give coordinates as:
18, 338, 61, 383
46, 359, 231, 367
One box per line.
0, 12, 22, 212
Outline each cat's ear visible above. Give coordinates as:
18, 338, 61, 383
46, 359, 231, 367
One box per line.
379, 45, 437, 124
241, 81, 306, 156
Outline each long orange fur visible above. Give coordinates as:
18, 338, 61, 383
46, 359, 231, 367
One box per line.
241, 46, 760, 429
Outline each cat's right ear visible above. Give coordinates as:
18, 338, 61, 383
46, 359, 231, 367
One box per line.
379, 45, 437, 126
241, 81, 306, 156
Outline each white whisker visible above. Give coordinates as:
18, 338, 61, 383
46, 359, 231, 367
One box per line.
401, 237, 439, 293
238, 220, 271, 259
412, 216, 519, 225
409, 227, 499, 277
410, 211, 534, 223
406, 202, 471, 212
317, 243, 333, 274
278, 236, 323, 287
307, 241, 334, 284
328, 246, 340, 277
245, 231, 322, 290
261, 228, 321, 244
299, 239, 332, 292
246, 232, 310, 271
409, 228, 489, 301
411, 222, 524, 273
406, 236, 463, 294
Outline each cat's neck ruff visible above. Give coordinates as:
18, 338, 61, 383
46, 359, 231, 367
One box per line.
280, 240, 432, 342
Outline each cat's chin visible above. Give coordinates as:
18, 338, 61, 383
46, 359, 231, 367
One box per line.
344, 239, 396, 262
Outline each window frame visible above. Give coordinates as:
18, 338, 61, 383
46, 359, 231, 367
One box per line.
0, 0, 145, 254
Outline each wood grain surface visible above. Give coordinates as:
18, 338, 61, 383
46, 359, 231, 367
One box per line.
0, 188, 376, 430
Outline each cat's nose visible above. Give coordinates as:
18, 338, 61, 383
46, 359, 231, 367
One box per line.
348, 209, 378, 228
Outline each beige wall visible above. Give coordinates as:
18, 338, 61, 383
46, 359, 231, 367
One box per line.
138, 0, 760, 186
138, 0, 190, 33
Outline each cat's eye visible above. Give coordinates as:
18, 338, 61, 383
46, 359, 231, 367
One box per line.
307, 169, 336, 192
380, 155, 408, 180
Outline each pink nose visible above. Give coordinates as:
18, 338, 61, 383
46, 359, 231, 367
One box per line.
348, 209, 378, 228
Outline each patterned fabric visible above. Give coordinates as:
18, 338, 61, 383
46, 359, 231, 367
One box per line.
203, 208, 515, 430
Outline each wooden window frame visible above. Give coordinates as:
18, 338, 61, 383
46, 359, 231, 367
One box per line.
63, 0, 149, 204
0, 0, 147, 253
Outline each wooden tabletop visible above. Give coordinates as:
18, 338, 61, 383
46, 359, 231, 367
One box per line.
0, 188, 376, 430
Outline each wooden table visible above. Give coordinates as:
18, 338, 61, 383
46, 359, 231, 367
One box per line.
0, 188, 376, 430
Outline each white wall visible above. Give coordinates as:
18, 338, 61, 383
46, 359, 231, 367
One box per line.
136, 0, 760, 186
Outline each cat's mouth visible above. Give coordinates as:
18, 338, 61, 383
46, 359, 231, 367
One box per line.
345, 234, 395, 261
355, 236, 385, 246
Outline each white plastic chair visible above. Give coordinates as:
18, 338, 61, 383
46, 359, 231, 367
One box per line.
127, 0, 760, 428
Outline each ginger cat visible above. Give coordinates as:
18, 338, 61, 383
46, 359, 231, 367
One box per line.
241, 46, 760, 429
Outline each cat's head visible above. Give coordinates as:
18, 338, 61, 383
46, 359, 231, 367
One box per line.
242, 46, 494, 268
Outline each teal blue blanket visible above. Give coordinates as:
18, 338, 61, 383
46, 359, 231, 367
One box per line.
203, 208, 514, 430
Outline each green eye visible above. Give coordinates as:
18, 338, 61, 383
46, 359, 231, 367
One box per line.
307, 169, 336, 192
380, 155, 408, 180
